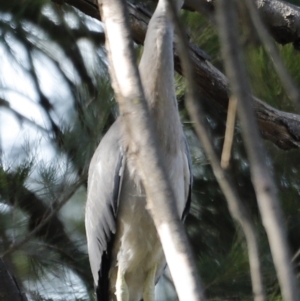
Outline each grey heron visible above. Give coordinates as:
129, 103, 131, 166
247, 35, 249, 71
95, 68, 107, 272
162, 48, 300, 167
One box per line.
85, 0, 191, 300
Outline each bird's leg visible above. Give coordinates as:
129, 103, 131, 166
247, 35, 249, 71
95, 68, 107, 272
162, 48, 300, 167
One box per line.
115, 266, 129, 301
143, 264, 157, 301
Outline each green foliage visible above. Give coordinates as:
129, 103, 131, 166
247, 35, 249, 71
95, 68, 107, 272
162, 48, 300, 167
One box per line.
181, 10, 221, 66
245, 44, 300, 112
0, 0, 113, 299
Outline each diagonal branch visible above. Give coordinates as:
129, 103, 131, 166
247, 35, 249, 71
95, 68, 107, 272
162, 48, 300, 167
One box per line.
51, 0, 300, 49
53, 0, 300, 150
185, 0, 300, 48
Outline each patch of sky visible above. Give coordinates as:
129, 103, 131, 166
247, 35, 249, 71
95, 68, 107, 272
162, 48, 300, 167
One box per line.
31, 50, 74, 123
0, 202, 11, 214
41, 3, 61, 26
79, 12, 103, 33
0, 28, 77, 155
77, 38, 101, 78
64, 11, 80, 29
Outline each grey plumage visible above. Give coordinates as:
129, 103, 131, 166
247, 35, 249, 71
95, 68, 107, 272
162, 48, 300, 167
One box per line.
85, 1, 191, 300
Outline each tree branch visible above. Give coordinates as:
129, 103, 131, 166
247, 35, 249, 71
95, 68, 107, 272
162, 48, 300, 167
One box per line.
98, 0, 205, 300
243, 0, 300, 109
53, 0, 300, 150
169, 1, 266, 299
255, 0, 300, 49
216, 1, 299, 300
52, 0, 300, 48
185, 0, 300, 49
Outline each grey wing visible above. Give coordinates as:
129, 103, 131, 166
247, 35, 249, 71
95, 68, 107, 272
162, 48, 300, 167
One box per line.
156, 137, 192, 286
182, 137, 193, 220
85, 120, 125, 292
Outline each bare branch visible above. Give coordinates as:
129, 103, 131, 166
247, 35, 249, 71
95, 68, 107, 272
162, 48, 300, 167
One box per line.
64, 0, 300, 49
185, 0, 300, 48
221, 96, 237, 169
51, 0, 300, 150
98, 0, 205, 300
168, 1, 266, 300
243, 0, 300, 110
255, 0, 300, 48
216, 1, 300, 300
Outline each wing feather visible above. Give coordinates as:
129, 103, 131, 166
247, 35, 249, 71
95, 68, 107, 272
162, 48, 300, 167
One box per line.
182, 137, 193, 220
85, 120, 125, 296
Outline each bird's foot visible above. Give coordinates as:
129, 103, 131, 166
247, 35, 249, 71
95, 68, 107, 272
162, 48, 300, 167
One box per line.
143, 264, 157, 301
115, 266, 129, 301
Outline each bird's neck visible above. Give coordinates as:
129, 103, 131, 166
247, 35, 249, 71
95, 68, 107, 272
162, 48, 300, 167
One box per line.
156, 0, 184, 13
139, 1, 183, 152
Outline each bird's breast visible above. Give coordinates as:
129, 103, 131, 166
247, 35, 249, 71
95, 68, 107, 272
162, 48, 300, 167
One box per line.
109, 149, 188, 301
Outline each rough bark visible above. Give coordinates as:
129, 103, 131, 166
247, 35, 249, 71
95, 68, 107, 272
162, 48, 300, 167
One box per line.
51, 0, 300, 48
185, 0, 300, 48
255, 0, 300, 48
52, 0, 300, 151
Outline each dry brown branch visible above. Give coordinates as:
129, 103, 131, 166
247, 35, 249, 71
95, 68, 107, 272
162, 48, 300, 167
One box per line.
221, 96, 237, 169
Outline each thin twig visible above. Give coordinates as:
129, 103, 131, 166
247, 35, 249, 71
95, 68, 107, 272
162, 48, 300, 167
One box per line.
215, 1, 300, 301
167, 1, 266, 300
221, 96, 237, 169
292, 248, 300, 263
